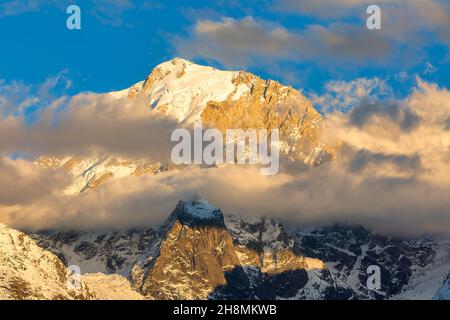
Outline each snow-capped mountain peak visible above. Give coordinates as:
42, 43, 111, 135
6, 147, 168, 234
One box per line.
182, 198, 220, 218
38, 58, 334, 194
124, 57, 247, 122
163, 198, 226, 229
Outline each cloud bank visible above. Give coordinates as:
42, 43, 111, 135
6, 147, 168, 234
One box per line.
0, 92, 180, 162
1, 78, 450, 237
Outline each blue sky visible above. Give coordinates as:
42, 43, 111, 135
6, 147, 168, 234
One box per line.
0, 0, 449, 108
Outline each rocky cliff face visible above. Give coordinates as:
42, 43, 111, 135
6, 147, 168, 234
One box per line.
200, 71, 335, 165
295, 226, 450, 299
32, 226, 159, 276
130, 200, 244, 299
221, 214, 335, 299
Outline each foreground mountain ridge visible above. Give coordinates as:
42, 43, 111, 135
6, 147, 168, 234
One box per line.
29, 200, 450, 300
0, 223, 147, 300
0, 223, 93, 300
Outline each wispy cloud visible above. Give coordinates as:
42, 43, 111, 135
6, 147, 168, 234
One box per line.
173, 16, 391, 68
0, 0, 68, 17
0, 0, 163, 26
308, 77, 392, 113
274, 0, 450, 47
0, 71, 71, 116
172, 0, 450, 71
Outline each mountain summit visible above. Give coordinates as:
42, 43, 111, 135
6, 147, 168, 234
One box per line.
122, 58, 334, 164
120, 57, 248, 122
164, 199, 226, 228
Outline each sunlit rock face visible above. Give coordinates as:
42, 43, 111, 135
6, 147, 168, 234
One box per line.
128, 200, 331, 300
132, 58, 336, 164
129, 200, 248, 300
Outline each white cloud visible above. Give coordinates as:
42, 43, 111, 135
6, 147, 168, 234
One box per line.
424, 62, 438, 75
308, 77, 392, 113
0, 71, 71, 116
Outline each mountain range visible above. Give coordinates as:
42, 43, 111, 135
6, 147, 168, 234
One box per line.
2, 199, 450, 299
1, 59, 449, 300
